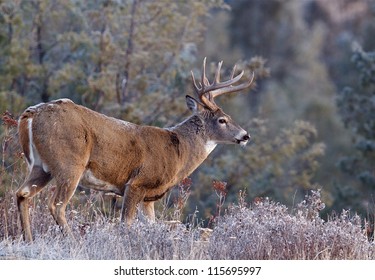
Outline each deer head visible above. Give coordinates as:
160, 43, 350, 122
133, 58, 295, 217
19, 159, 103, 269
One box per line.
186, 57, 254, 147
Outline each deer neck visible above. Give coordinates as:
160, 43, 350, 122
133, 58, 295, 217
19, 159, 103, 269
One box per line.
167, 114, 216, 160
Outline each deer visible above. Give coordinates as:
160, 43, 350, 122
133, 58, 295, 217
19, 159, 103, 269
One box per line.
16, 58, 254, 242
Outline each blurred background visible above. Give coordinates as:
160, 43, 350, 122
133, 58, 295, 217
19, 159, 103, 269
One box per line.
1, 0, 374, 224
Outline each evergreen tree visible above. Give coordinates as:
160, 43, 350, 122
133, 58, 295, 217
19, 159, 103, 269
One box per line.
337, 44, 375, 195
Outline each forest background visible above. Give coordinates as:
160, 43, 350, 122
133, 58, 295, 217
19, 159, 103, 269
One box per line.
1, 0, 375, 228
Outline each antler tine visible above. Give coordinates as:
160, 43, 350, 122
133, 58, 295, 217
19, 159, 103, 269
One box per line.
190, 58, 255, 110
190, 58, 217, 110
202, 57, 209, 87
191, 57, 211, 96
191, 57, 209, 95
230, 64, 237, 79
191, 70, 199, 93
214, 61, 223, 83
199, 60, 244, 95
210, 71, 255, 99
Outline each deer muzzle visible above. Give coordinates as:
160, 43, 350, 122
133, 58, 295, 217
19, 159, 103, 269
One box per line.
235, 131, 251, 146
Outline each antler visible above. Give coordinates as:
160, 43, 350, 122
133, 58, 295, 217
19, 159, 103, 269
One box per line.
191, 58, 255, 111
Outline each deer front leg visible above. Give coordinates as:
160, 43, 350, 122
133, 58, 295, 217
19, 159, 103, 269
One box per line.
141, 201, 155, 223
120, 183, 145, 225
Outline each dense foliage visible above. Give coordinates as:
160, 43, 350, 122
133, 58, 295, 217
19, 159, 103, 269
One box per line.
336, 45, 375, 207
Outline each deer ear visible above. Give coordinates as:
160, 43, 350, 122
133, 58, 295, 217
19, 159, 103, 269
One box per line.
186, 95, 204, 113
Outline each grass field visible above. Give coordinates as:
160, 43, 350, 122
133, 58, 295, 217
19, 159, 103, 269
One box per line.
0, 187, 373, 260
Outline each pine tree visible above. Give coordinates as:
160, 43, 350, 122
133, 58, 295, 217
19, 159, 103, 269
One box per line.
337, 44, 375, 192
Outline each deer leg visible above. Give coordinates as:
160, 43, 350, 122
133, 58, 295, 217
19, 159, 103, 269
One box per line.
48, 171, 82, 238
141, 201, 155, 223
16, 165, 52, 242
120, 183, 145, 225
110, 196, 118, 216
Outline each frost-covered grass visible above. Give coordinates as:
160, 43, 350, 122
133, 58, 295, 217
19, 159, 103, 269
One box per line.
210, 191, 374, 259
0, 188, 374, 260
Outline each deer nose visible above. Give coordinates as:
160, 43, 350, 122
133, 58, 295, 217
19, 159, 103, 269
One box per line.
242, 134, 250, 141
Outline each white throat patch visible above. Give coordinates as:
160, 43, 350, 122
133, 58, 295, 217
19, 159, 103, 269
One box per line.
205, 140, 217, 154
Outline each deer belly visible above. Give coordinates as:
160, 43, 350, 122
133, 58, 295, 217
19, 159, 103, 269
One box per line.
79, 169, 122, 195
144, 186, 171, 202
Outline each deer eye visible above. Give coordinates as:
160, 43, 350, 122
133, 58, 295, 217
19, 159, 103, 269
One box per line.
218, 118, 227, 124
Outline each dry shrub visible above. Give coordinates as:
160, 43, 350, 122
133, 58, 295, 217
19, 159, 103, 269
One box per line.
209, 190, 374, 260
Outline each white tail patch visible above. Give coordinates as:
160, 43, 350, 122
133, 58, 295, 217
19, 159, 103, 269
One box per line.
27, 118, 34, 169
27, 118, 50, 173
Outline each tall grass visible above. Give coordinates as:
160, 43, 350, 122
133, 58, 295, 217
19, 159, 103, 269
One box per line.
0, 185, 374, 259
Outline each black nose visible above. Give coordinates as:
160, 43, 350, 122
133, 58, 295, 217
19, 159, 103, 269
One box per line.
243, 134, 250, 141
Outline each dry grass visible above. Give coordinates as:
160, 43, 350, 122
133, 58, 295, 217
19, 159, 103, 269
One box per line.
0, 187, 374, 260
210, 190, 374, 259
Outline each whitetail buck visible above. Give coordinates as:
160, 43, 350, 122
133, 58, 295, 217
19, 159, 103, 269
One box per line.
16, 58, 254, 241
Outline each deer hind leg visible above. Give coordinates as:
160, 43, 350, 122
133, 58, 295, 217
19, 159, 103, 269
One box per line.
48, 169, 83, 239
16, 165, 52, 242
